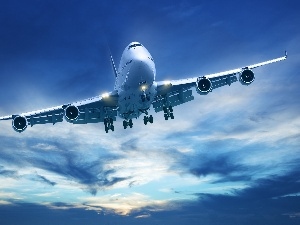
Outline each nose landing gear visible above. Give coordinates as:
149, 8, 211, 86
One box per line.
123, 119, 133, 129
143, 115, 153, 125
141, 93, 151, 102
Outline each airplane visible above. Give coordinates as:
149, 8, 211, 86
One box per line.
0, 42, 287, 133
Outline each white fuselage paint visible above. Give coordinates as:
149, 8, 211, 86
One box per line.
114, 42, 157, 120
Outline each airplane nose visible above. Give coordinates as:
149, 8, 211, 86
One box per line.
127, 59, 155, 86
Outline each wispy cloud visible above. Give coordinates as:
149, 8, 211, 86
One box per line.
81, 193, 176, 215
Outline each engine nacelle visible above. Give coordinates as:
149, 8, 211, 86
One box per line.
196, 77, 212, 95
12, 115, 27, 133
64, 105, 79, 122
239, 69, 255, 85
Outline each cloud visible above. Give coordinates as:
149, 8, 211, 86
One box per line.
31, 174, 56, 186
32, 143, 58, 151
0, 166, 19, 178
236, 169, 300, 200
193, 167, 300, 217
135, 213, 151, 219
186, 153, 254, 185
30, 152, 129, 195
81, 192, 176, 215
0, 200, 13, 205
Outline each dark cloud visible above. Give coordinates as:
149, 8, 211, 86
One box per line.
121, 138, 139, 151
0, 166, 18, 178
189, 154, 243, 177
0, 136, 126, 195
236, 169, 300, 200
31, 152, 127, 195
0, 203, 108, 225
189, 169, 300, 223
32, 174, 56, 186
176, 150, 255, 184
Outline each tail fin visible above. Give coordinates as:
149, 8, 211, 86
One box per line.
104, 38, 118, 78
110, 53, 118, 78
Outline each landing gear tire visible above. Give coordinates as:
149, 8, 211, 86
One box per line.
104, 118, 114, 133
143, 116, 148, 125
123, 120, 127, 129
163, 105, 174, 120
144, 115, 153, 125
170, 113, 174, 119
123, 119, 133, 129
149, 115, 153, 123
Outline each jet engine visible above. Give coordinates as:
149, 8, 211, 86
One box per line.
239, 69, 255, 85
12, 115, 27, 133
196, 77, 212, 95
64, 105, 79, 122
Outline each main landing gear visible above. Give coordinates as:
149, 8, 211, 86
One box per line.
123, 119, 133, 129
143, 115, 153, 125
163, 106, 174, 120
104, 118, 114, 133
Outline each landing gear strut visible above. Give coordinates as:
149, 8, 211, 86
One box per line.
163, 106, 174, 120
104, 118, 114, 133
143, 115, 153, 125
123, 119, 133, 129
141, 93, 151, 102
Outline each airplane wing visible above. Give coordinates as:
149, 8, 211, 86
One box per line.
0, 91, 119, 132
152, 52, 287, 114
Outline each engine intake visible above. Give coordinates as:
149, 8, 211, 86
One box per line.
64, 105, 79, 122
239, 69, 255, 85
12, 115, 27, 133
196, 77, 212, 95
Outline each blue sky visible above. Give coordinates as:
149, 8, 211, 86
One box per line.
0, 0, 300, 224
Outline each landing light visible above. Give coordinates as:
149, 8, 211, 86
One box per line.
102, 93, 110, 98
164, 80, 171, 85
141, 85, 147, 91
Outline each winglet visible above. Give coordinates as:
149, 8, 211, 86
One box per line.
285, 50, 288, 58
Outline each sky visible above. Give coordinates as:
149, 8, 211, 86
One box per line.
0, 0, 300, 224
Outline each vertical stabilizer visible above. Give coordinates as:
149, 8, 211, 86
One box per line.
110, 54, 118, 78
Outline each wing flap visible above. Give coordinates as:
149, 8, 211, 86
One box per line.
153, 89, 194, 113
211, 74, 238, 89
71, 106, 118, 124
28, 110, 64, 126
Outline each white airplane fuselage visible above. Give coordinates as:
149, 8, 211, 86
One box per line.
115, 42, 157, 120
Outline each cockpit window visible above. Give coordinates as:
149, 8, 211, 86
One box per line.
128, 43, 142, 50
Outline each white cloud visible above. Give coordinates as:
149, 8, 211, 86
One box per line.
0, 200, 13, 205
81, 192, 175, 215
135, 213, 151, 218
